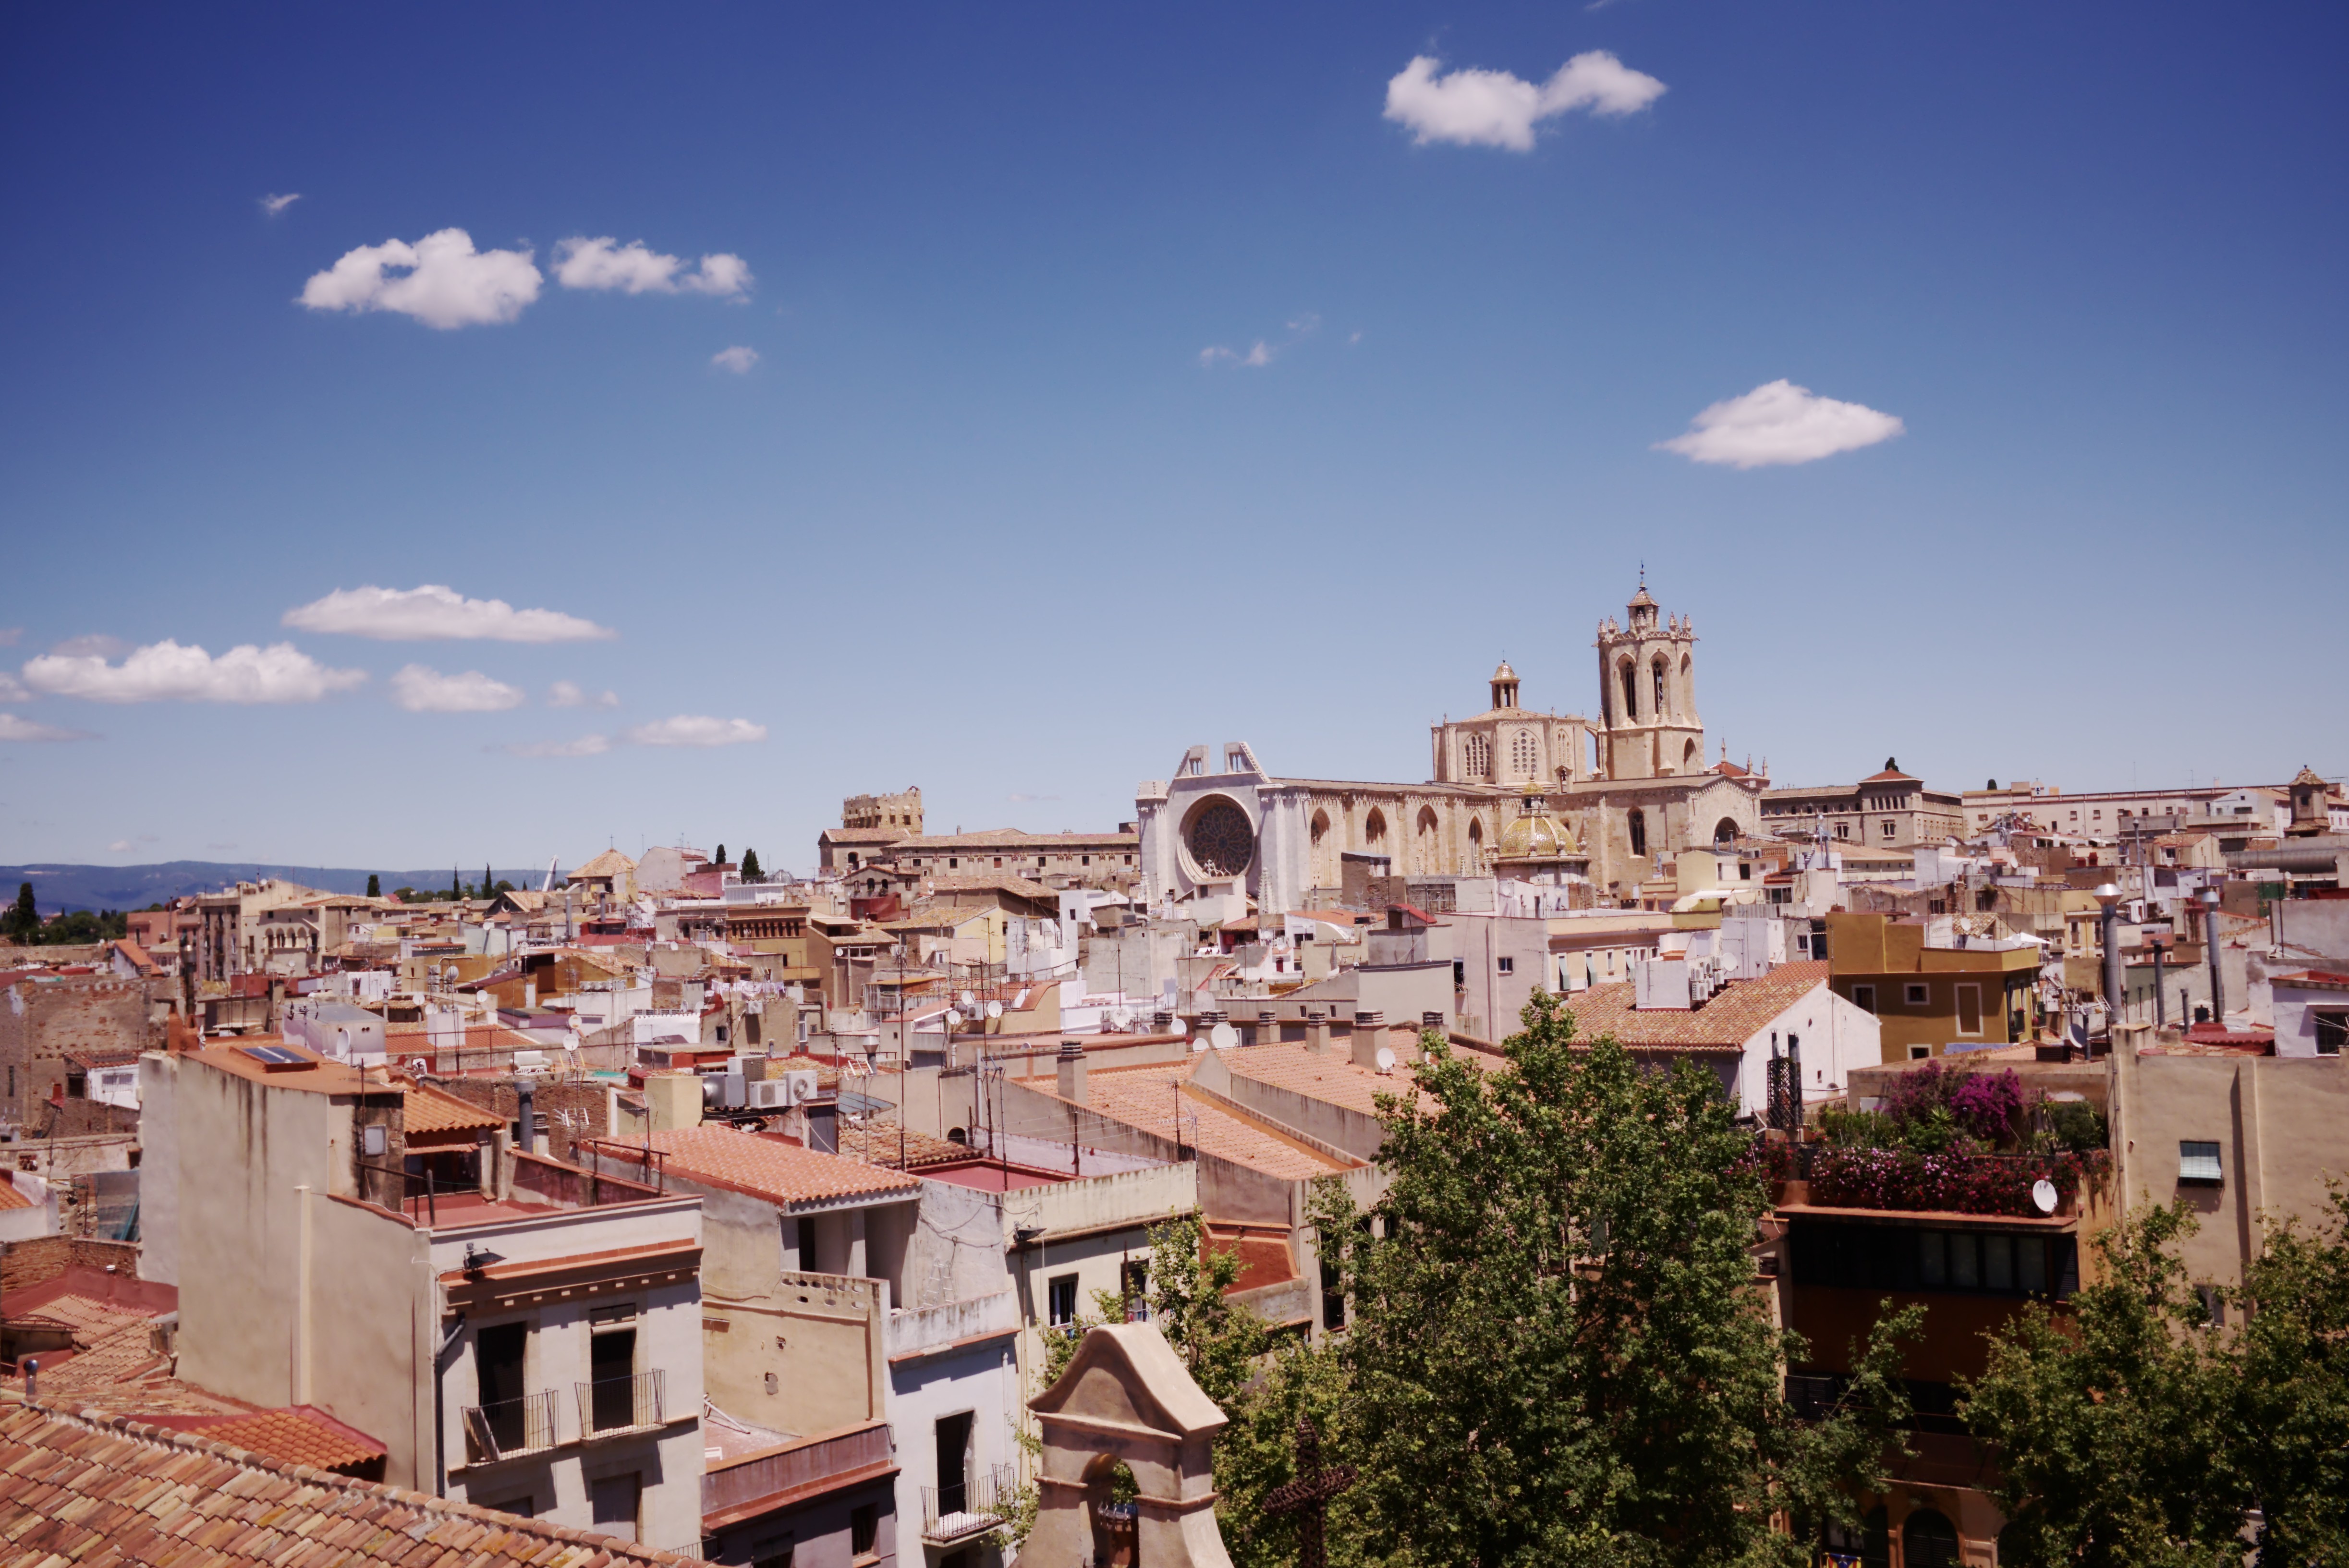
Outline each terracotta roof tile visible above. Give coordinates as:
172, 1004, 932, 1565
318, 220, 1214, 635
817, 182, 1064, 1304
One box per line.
0, 1181, 31, 1212
0, 1400, 695, 1566
399, 1083, 508, 1137
1020, 1059, 1352, 1182
1561, 961, 1832, 1050
640, 1125, 924, 1207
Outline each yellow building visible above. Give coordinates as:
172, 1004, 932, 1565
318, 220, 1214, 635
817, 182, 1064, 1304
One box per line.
1825, 910, 2044, 1061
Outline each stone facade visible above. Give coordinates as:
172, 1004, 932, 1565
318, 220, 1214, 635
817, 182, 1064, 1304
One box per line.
0, 973, 154, 1130
1138, 581, 1765, 913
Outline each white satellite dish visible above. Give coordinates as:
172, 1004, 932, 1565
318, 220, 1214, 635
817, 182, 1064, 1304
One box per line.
1109, 1008, 1131, 1029
945, 1009, 963, 1030
2031, 1178, 2058, 1215
985, 1000, 1003, 1020
1375, 1047, 1398, 1074
1192, 1036, 1210, 1053
1209, 1022, 1238, 1051
960, 991, 976, 1007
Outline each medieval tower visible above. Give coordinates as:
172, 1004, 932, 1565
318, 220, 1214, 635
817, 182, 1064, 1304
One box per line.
1594, 577, 1705, 780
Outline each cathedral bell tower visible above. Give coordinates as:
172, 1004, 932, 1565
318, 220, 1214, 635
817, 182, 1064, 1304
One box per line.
1594, 575, 1704, 780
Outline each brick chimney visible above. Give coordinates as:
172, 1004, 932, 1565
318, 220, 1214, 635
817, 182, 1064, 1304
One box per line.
1351, 1010, 1386, 1070
1055, 1040, 1087, 1105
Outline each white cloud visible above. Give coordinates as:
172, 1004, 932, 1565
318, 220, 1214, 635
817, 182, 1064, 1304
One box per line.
283, 584, 615, 643
553, 237, 754, 298
0, 713, 95, 742
1655, 379, 1906, 468
0, 673, 27, 702
21, 640, 366, 704
389, 664, 526, 713
622, 715, 767, 748
505, 734, 613, 758
1200, 313, 1318, 370
1384, 51, 1666, 151
548, 681, 620, 709
260, 193, 302, 216
299, 229, 543, 329
51, 634, 129, 659
711, 345, 760, 374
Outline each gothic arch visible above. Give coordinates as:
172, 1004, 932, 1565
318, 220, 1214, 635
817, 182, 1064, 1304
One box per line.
1683, 738, 1701, 771
1414, 805, 1441, 874
1309, 809, 1329, 844
1464, 732, 1490, 779
1713, 816, 1739, 847
1363, 807, 1387, 846
1468, 816, 1485, 869
1619, 658, 1638, 719
1628, 807, 1648, 859
1651, 656, 1669, 718
1509, 729, 1538, 778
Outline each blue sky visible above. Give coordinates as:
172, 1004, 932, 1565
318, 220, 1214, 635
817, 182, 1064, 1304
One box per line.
2, 2, 2344, 875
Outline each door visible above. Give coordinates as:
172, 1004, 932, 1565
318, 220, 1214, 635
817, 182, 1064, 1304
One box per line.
1955, 984, 1982, 1036
476, 1322, 528, 1452
934, 1410, 973, 1516
590, 1325, 637, 1432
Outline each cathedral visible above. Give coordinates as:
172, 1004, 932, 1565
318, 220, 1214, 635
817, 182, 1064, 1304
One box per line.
1137, 579, 1768, 914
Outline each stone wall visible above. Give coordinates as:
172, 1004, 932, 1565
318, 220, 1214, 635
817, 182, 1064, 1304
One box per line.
0, 1234, 139, 1293
0, 975, 154, 1129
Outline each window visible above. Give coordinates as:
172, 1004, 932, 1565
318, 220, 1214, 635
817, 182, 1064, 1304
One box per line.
753, 1537, 797, 1568
1903, 1508, 1961, 1568
850, 1504, 880, 1563
1909, 1044, 1933, 1060
1789, 1220, 2073, 1299
1880, 820, 1897, 841
588, 1302, 639, 1433
475, 1321, 529, 1450
1463, 734, 1490, 778
1510, 731, 1538, 777
935, 1410, 974, 1514
2179, 1141, 2223, 1184
1120, 1259, 1150, 1321
589, 1474, 641, 1544
1904, 983, 1929, 1007
1628, 809, 1647, 859
1955, 984, 1982, 1036
1834, 822, 1850, 839
1047, 1274, 1078, 1326
1620, 661, 1638, 718
1851, 985, 1875, 1014
2315, 1011, 2347, 1056
1496, 956, 1514, 975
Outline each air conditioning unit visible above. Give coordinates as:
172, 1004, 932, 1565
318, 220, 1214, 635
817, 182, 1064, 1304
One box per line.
744, 1078, 791, 1110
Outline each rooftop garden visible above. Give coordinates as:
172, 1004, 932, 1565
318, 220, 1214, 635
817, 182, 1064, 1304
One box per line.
1771, 1060, 2110, 1217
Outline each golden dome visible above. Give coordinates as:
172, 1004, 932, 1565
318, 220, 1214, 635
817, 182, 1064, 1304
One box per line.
1496, 782, 1578, 860
1491, 659, 1517, 683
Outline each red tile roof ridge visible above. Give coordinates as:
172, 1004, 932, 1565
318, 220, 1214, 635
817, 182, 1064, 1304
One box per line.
0, 1396, 701, 1564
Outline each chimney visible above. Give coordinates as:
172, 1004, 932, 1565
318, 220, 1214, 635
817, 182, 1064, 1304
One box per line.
1351, 1010, 1386, 1069
516, 1079, 539, 1156
1256, 1008, 1277, 1045
1306, 1010, 1329, 1055
1056, 1040, 1088, 1105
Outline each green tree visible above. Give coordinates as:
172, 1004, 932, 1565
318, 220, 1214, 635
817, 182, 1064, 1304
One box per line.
1961, 1203, 2245, 1568
2231, 1189, 2349, 1565
365, 874, 381, 899
714, 843, 727, 867
740, 847, 763, 882
4, 882, 36, 943
449, 865, 461, 899
1321, 994, 1918, 1568
482, 862, 494, 900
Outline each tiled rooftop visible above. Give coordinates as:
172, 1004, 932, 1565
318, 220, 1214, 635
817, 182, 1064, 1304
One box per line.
174, 1408, 385, 1475
0, 1398, 698, 1566
400, 1082, 509, 1136
1021, 1060, 1352, 1182
640, 1125, 925, 1207
1562, 961, 1832, 1050
1221, 1042, 1440, 1118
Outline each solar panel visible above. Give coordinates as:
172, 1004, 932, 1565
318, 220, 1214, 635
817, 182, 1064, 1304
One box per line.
238, 1044, 307, 1067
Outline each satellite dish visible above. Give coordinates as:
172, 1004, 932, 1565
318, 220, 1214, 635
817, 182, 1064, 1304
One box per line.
960, 991, 976, 1007
1375, 1047, 1398, 1074
1191, 1036, 1210, 1053
2031, 1178, 2059, 1215
985, 1000, 1003, 1019
1110, 1008, 1132, 1029
1209, 1022, 1238, 1051
560, 1038, 576, 1051
945, 1009, 963, 1030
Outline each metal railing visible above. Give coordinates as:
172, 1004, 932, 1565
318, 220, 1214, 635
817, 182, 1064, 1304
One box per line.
575, 1368, 666, 1437
462, 1389, 559, 1463
922, 1462, 1017, 1542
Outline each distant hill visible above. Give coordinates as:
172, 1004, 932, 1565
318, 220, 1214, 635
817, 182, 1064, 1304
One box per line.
0, 862, 555, 914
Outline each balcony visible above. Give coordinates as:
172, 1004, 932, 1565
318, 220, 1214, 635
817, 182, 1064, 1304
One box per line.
577, 1368, 667, 1437
923, 1463, 1017, 1544
462, 1389, 559, 1463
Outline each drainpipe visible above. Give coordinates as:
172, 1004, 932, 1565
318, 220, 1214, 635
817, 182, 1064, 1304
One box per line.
2152, 942, 2167, 1030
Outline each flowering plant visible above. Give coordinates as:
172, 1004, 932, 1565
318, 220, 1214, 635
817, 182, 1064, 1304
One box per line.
1805, 1145, 2109, 1216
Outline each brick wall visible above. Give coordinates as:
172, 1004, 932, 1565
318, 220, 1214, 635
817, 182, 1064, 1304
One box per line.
420, 1076, 612, 1161
0, 1235, 139, 1294
0, 976, 155, 1130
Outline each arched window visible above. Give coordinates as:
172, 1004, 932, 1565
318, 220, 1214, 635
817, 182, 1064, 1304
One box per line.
1510, 730, 1538, 778
1309, 809, 1330, 844
1620, 660, 1638, 719
1628, 808, 1648, 859
1364, 808, 1387, 844
1469, 817, 1484, 855
1901, 1508, 1960, 1568
1464, 734, 1490, 778
1713, 817, 1739, 848
1683, 739, 1701, 771
1415, 806, 1441, 873
1653, 658, 1668, 717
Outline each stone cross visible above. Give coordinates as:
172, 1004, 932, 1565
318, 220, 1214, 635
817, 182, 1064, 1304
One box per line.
1261, 1417, 1356, 1568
